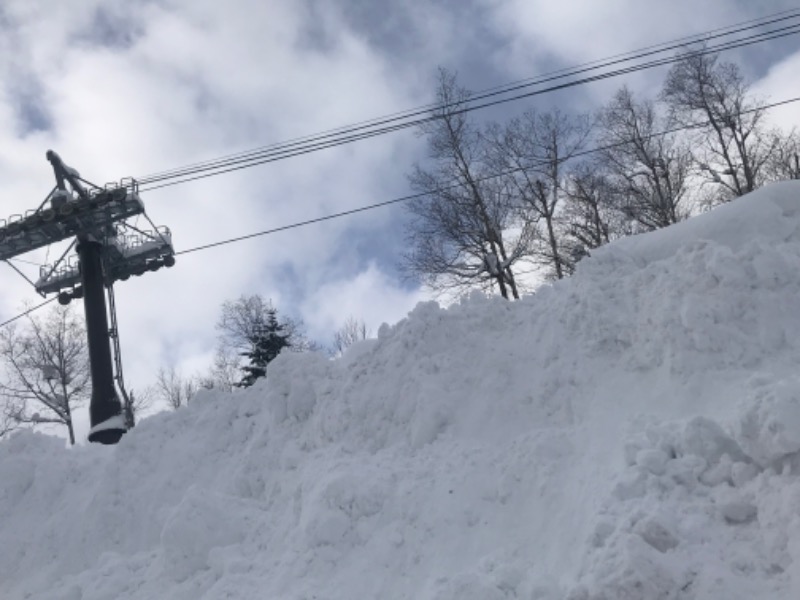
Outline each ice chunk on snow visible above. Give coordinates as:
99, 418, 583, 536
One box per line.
720, 500, 757, 524
633, 517, 680, 553
680, 417, 747, 465
635, 449, 670, 476
737, 377, 800, 467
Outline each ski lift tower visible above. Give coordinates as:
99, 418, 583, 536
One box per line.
0, 151, 175, 444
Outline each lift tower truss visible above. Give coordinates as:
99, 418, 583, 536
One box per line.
0, 151, 175, 444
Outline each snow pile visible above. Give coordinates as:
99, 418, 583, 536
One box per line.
3, 182, 800, 598
574, 395, 800, 599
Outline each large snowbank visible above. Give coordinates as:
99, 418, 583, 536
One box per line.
3, 182, 800, 598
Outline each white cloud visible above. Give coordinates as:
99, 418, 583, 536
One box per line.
300, 262, 426, 346
753, 47, 800, 129
478, 0, 799, 107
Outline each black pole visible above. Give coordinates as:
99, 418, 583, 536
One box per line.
77, 238, 126, 444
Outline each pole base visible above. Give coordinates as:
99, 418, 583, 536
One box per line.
87, 413, 127, 445
88, 428, 126, 445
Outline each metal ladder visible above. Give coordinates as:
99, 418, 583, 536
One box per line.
107, 282, 133, 428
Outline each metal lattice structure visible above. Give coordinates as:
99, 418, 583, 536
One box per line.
35, 225, 175, 296
0, 182, 144, 261
1, 151, 175, 445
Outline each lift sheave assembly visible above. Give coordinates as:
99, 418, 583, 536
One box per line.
0, 151, 175, 445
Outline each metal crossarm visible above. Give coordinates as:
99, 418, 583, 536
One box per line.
0, 186, 144, 261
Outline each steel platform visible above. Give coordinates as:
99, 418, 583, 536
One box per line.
35, 227, 175, 294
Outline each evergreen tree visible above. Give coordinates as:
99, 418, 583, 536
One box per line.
212, 294, 316, 389
238, 308, 291, 387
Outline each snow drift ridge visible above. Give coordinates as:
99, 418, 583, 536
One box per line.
2, 182, 800, 598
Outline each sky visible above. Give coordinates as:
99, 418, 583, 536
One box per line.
0, 0, 799, 428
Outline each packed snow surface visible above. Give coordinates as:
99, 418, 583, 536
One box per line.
4, 182, 800, 599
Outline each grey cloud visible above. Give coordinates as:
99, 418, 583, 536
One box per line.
295, 1, 339, 55
0, 8, 51, 135
72, 0, 165, 51
299, 0, 509, 88
6, 75, 53, 136
80, 6, 145, 50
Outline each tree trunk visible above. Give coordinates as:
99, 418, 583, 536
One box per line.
66, 419, 75, 446
538, 180, 564, 280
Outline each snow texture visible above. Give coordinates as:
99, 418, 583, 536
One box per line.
3, 181, 800, 598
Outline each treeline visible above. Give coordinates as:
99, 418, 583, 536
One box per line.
149, 295, 369, 407
0, 297, 370, 442
402, 50, 800, 296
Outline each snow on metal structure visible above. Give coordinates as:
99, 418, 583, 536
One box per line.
34, 226, 175, 296
0, 151, 175, 445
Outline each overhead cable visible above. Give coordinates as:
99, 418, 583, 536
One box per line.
139, 8, 800, 185
5, 94, 799, 329
138, 13, 800, 190
0, 297, 57, 329
173, 95, 800, 256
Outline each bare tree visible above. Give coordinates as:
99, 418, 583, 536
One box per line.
559, 163, 632, 271
153, 365, 198, 410
0, 304, 89, 445
486, 108, 592, 279
662, 50, 776, 201
0, 407, 17, 439
764, 128, 800, 181
207, 346, 241, 393
403, 69, 533, 299
123, 387, 154, 429
599, 86, 692, 230
332, 317, 371, 356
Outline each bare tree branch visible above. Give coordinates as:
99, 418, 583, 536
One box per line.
402, 68, 534, 298
0, 304, 88, 445
216, 294, 312, 354
153, 365, 198, 410
331, 317, 371, 357
763, 128, 800, 182
662, 49, 775, 203
485, 108, 593, 279
599, 86, 693, 231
